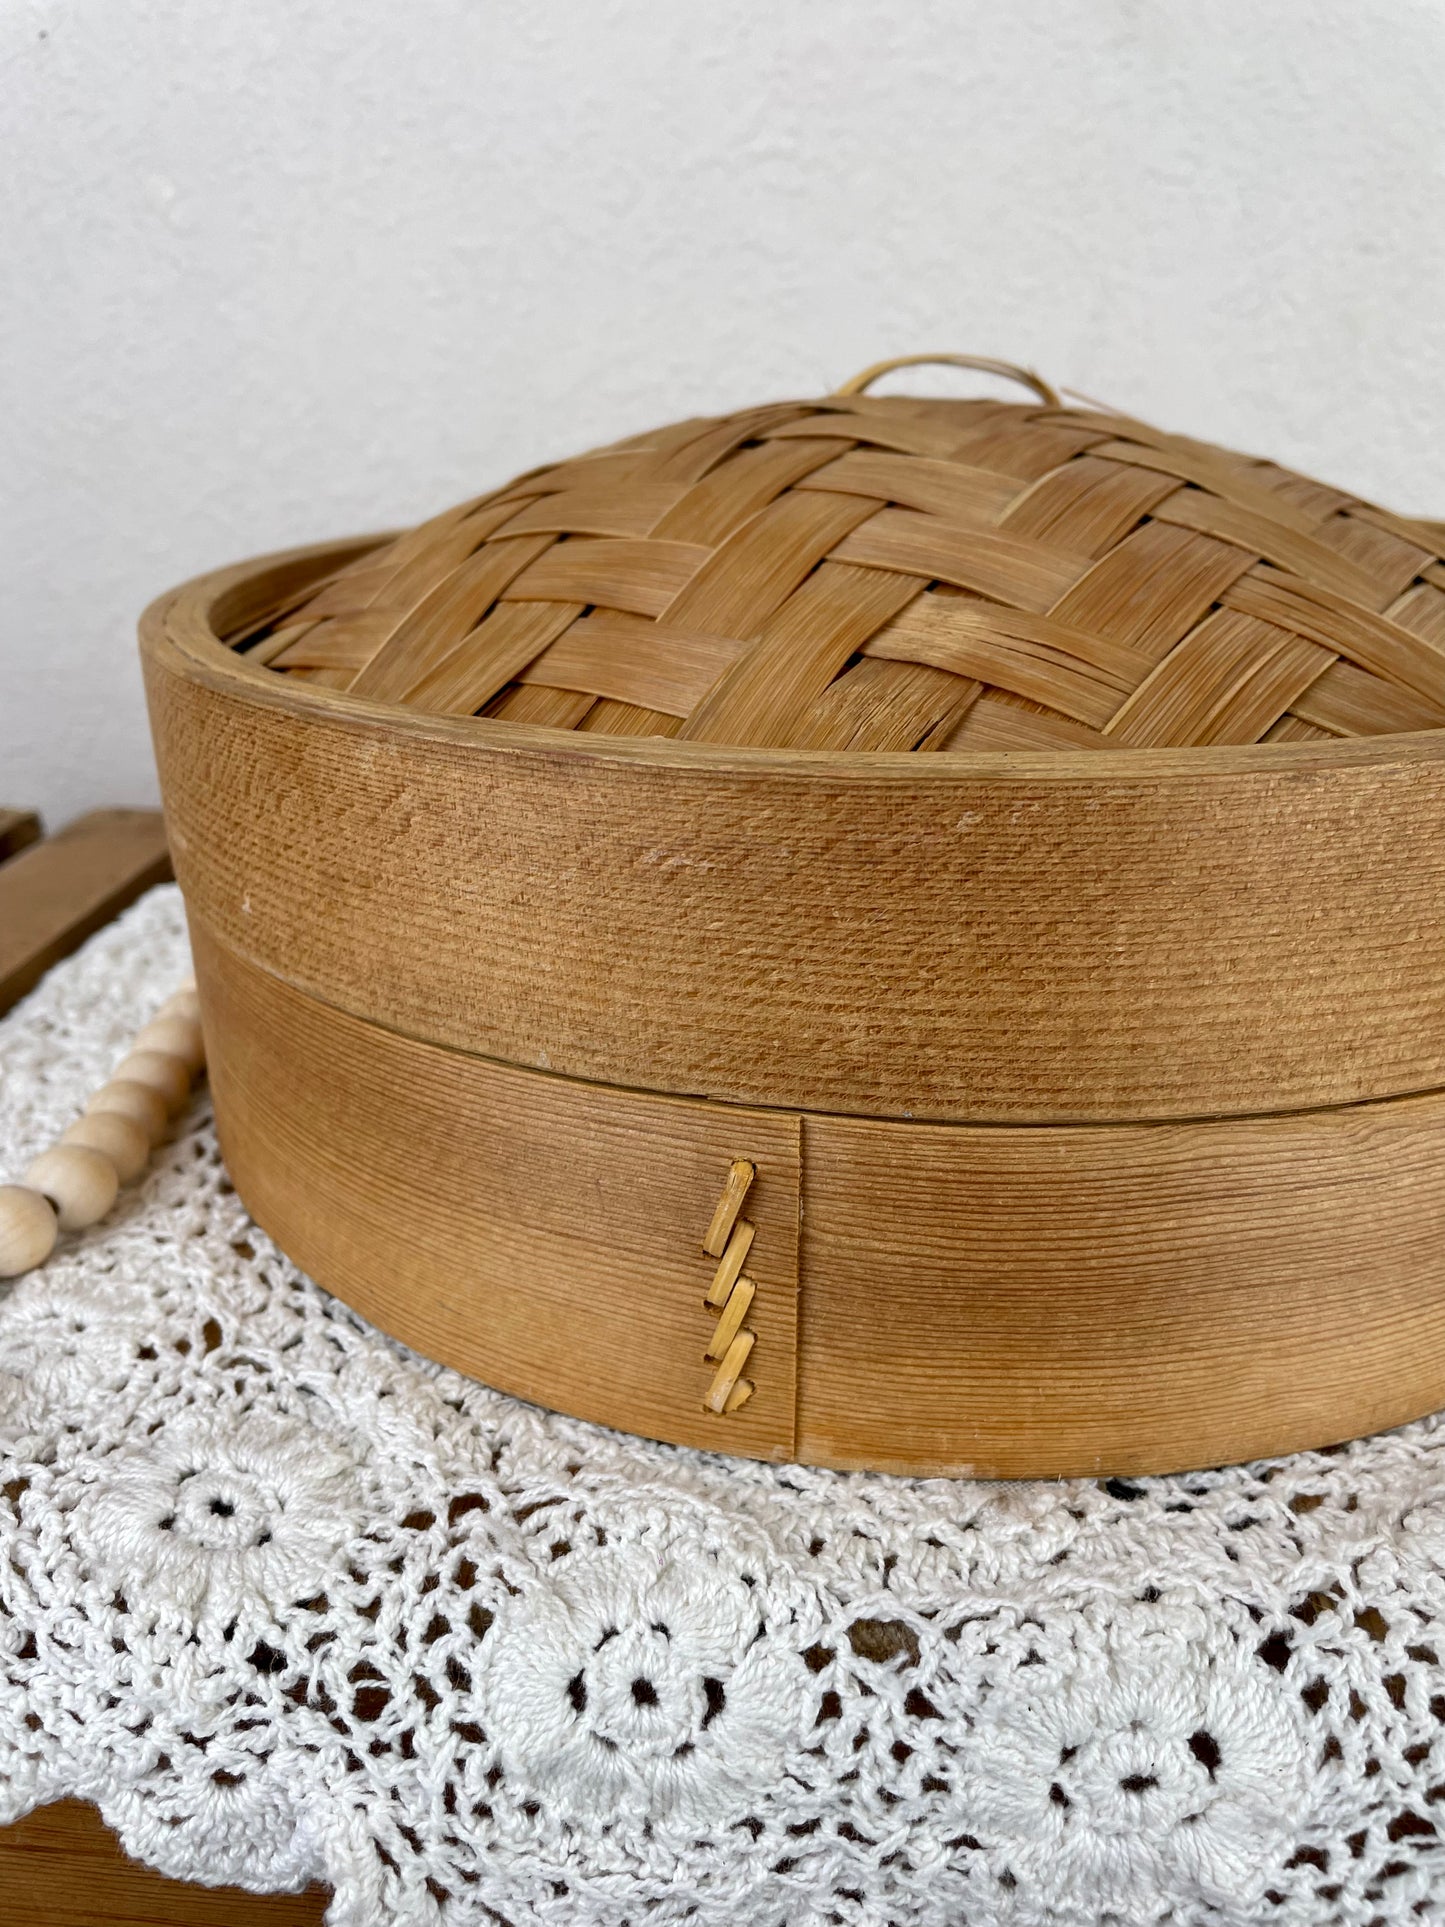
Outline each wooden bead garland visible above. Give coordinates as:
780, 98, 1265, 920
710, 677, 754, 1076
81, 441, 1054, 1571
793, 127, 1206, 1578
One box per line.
22, 1145, 119, 1232
0, 982, 205, 1279
60, 1110, 151, 1185
111, 1048, 192, 1115
131, 1013, 206, 1075
87, 1079, 171, 1145
0, 1186, 58, 1277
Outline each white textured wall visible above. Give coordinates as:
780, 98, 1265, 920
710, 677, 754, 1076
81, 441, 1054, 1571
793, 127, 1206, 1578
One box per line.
3, 0, 1443, 826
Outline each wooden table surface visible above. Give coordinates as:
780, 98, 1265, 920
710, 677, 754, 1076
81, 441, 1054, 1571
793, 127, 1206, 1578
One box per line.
2, 1801, 328, 1925
0, 807, 330, 1920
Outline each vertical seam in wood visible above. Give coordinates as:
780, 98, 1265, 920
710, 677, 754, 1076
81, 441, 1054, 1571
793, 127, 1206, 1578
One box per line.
792, 1112, 804, 1460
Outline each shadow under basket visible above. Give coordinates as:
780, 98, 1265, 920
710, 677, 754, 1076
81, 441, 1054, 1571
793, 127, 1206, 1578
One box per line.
141, 357, 1445, 1478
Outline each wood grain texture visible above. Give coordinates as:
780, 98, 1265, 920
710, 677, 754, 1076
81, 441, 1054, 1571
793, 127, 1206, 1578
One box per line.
0, 1800, 326, 1925
145, 547, 1445, 1124
192, 926, 1445, 1478
798, 1098, 1445, 1476
195, 924, 801, 1461
0, 810, 172, 1016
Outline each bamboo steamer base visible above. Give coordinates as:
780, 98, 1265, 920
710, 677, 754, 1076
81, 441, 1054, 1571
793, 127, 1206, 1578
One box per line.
194, 921, 1445, 1479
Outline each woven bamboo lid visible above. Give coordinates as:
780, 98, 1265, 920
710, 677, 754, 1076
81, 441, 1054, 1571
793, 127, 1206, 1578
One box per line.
238, 354, 1445, 752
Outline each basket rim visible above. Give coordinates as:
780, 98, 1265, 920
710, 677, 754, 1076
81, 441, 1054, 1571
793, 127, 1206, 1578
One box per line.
142, 536, 1445, 786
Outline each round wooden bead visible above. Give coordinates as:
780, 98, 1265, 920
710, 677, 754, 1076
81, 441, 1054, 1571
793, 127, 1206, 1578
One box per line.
132, 1013, 205, 1075
112, 1048, 192, 1114
23, 1144, 119, 1232
62, 1109, 151, 1185
0, 1185, 58, 1278
87, 1078, 170, 1145
163, 985, 202, 1027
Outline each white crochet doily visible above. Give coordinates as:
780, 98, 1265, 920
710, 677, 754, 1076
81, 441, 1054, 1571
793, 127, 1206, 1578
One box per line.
3, 888, 1445, 1926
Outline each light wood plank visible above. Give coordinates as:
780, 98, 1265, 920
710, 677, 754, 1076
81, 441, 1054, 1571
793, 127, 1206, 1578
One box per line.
0, 810, 172, 1016
0, 808, 42, 863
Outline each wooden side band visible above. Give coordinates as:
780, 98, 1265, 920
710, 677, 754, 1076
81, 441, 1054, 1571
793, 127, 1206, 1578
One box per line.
193, 922, 801, 1462
144, 545, 1445, 1125
196, 925, 1445, 1479
796, 1101, 1445, 1475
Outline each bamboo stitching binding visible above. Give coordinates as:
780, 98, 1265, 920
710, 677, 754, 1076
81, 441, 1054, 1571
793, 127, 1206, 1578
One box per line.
699, 1159, 758, 1415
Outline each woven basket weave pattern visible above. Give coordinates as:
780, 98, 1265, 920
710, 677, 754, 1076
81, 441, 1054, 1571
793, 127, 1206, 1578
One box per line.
237, 395, 1445, 751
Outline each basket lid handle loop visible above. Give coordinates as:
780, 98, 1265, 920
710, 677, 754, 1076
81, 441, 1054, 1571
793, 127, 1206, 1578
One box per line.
833, 353, 1062, 408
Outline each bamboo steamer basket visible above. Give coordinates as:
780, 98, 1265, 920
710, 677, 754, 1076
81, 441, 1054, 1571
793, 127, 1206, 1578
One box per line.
142, 354, 1445, 1479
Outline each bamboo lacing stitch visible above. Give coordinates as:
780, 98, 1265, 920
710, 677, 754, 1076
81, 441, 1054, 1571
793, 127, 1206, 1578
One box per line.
699, 1159, 758, 1415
